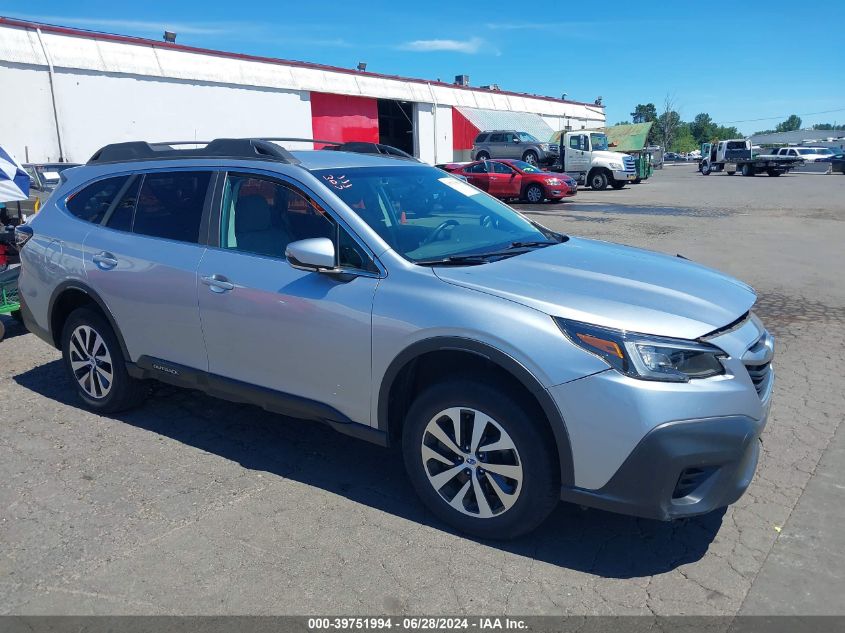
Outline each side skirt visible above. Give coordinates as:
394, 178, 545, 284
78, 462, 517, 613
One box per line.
128, 356, 388, 447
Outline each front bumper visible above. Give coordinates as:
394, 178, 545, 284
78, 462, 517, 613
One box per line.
613, 169, 638, 182
560, 414, 765, 520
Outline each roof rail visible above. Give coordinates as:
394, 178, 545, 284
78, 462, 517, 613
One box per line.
87, 138, 305, 165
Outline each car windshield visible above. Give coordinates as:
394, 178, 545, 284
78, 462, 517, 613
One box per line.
35, 164, 76, 183
510, 160, 542, 173
590, 134, 609, 151
313, 166, 557, 264
517, 132, 539, 142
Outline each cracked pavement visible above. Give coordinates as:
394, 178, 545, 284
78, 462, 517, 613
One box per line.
1, 166, 844, 615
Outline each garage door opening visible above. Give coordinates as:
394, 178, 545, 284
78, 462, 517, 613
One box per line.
377, 100, 415, 156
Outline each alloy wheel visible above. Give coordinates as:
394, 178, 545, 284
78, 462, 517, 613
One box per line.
420, 407, 523, 518
69, 325, 113, 399
527, 186, 543, 203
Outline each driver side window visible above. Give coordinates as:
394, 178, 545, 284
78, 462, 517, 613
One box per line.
220, 174, 374, 271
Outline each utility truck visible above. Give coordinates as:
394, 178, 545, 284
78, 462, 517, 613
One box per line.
552, 131, 637, 190
699, 139, 803, 177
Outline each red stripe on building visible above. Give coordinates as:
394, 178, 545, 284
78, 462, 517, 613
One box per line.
310, 93, 379, 148
451, 108, 479, 152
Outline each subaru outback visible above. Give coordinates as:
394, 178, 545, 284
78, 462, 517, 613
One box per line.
16, 138, 774, 539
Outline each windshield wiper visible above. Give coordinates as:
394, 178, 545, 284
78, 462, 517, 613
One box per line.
416, 240, 562, 266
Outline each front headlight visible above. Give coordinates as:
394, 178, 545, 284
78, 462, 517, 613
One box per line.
545, 178, 561, 185
609, 162, 623, 170
556, 318, 726, 382
540, 143, 550, 151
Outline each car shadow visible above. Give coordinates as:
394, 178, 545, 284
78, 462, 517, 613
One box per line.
14, 359, 724, 579
0, 314, 29, 341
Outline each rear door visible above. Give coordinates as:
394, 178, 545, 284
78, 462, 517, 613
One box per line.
488, 161, 521, 197
82, 169, 213, 370
196, 170, 380, 425
487, 132, 505, 158
463, 162, 490, 192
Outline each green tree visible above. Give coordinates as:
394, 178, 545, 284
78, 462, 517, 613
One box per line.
631, 103, 658, 144
690, 113, 716, 144
775, 114, 802, 132
671, 124, 698, 152
813, 123, 835, 130
713, 125, 742, 139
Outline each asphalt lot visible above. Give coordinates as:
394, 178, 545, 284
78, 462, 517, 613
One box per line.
1, 165, 844, 615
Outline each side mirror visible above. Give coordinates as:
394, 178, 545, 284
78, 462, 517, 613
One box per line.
285, 237, 338, 272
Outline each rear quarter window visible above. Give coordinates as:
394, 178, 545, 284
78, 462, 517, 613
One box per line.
65, 176, 129, 224
475, 133, 489, 143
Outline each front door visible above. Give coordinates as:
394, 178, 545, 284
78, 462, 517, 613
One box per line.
82, 169, 212, 370
196, 171, 379, 426
566, 134, 590, 173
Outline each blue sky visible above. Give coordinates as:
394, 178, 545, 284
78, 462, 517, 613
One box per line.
3, 0, 844, 134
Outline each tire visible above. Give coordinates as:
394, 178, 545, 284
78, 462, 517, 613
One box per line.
726, 171, 736, 176
0, 319, 5, 342
589, 170, 609, 190
633, 177, 642, 184
524, 183, 544, 203
767, 169, 781, 177
742, 163, 754, 177
700, 162, 711, 175
61, 307, 147, 413
522, 151, 539, 166
402, 380, 559, 540
610, 180, 626, 190
11, 309, 23, 323
475, 151, 490, 161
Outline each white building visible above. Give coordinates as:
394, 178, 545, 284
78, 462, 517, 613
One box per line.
0, 17, 606, 165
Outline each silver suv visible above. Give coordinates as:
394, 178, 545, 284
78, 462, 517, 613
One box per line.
473, 130, 559, 166
16, 138, 774, 539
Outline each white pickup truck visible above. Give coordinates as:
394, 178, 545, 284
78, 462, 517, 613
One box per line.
552, 130, 637, 190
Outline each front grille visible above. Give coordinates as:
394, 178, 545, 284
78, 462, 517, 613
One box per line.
623, 156, 637, 172
673, 467, 716, 499
745, 362, 771, 397
549, 144, 559, 153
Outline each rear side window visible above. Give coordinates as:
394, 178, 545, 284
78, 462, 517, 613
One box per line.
489, 133, 504, 143
106, 176, 141, 232
132, 171, 211, 243
66, 176, 128, 223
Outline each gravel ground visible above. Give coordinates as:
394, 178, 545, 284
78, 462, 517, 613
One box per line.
1, 165, 844, 615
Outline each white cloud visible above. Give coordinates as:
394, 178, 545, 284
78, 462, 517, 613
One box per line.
399, 37, 485, 54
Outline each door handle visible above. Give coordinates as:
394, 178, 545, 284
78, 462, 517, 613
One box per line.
92, 251, 118, 270
201, 274, 235, 293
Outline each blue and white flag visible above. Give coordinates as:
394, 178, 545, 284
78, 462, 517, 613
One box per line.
0, 145, 30, 203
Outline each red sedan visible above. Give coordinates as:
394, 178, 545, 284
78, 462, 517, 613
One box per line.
443, 159, 577, 203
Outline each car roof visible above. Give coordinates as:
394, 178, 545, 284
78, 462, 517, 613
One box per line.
291, 150, 421, 170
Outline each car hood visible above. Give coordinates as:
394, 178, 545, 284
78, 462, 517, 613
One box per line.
433, 237, 756, 340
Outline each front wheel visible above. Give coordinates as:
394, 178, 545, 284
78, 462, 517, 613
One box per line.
589, 170, 609, 190
700, 162, 711, 175
522, 151, 539, 166
402, 380, 559, 540
61, 308, 147, 413
524, 183, 544, 203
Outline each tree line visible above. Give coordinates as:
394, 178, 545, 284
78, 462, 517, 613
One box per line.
615, 102, 740, 153
616, 104, 841, 151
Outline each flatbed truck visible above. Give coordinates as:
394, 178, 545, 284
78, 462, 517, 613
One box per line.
699, 139, 803, 176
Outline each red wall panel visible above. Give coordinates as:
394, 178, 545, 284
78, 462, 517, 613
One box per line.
452, 108, 480, 151
310, 92, 379, 148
